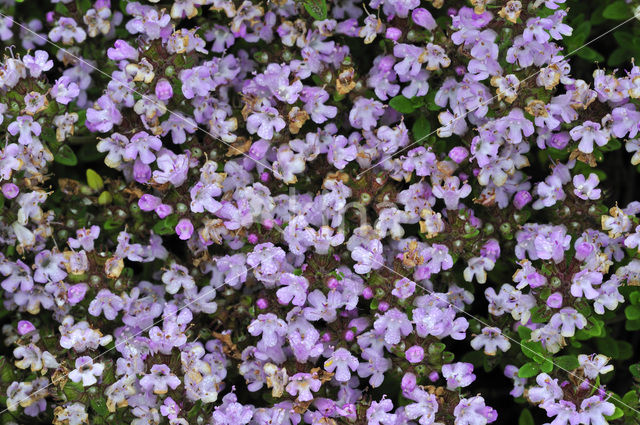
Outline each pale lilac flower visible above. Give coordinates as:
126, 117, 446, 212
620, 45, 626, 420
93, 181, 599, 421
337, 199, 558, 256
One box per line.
140, 364, 181, 394
442, 363, 476, 389
572, 173, 601, 200
286, 373, 321, 402
324, 348, 359, 382
470, 327, 511, 355
23, 50, 53, 78
8, 116, 41, 145
68, 357, 104, 387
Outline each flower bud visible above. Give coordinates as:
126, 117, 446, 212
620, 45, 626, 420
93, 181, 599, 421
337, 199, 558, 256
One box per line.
155, 78, 173, 101
513, 190, 532, 210
412, 8, 437, 30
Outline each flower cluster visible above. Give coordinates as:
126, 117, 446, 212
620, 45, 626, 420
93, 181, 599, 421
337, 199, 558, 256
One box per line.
1, 0, 640, 424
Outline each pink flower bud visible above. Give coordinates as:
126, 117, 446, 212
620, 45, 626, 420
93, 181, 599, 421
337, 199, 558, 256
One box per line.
412, 8, 437, 30
17, 320, 36, 335
155, 79, 173, 101
155, 204, 173, 219
405, 345, 424, 363
139, 194, 161, 211
344, 330, 355, 341
68, 283, 89, 305
327, 277, 339, 289
449, 146, 469, 163
363, 287, 374, 300
513, 190, 532, 210
546, 292, 563, 309
385, 27, 402, 41
1, 183, 19, 199
175, 218, 194, 240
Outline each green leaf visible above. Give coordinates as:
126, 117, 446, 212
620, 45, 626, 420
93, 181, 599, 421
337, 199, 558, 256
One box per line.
600, 139, 622, 152
518, 409, 535, 425
607, 47, 630, 67
412, 116, 431, 143
613, 31, 635, 47
554, 355, 580, 371
517, 325, 532, 340
521, 340, 544, 359
78, 141, 105, 163
605, 406, 624, 420
63, 380, 84, 400
54, 145, 78, 166
596, 337, 619, 358
303, 0, 327, 21
575, 46, 604, 62
98, 191, 112, 205
603, 1, 631, 20
55, 2, 69, 14
86, 169, 104, 191
103, 218, 123, 230
568, 21, 591, 46
90, 398, 109, 417
390, 95, 420, 114
153, 214, 179, 235
625, 304, 640, 320
622, 390, 639, 408
77, 0, 92, 13
626, 318, 640, 331
539, 358, 554, 373
517, 362, 540, 378
630, 364, 640, 378
425, 91, 441, 111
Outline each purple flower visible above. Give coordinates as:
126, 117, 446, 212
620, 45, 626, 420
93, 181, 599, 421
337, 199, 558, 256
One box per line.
442, 362, 476, 389
286, 373, 322, 402
49, 17, 87, 45
470, 327, 511, 355
140, 364, 181, 394
324, 348, 359, 382
162, 263, 195, 294
248, 313, 287, 347
569, 121, 609, 154
453, 396, 497, 425
573, 173, 601, 200
88, 289, 124, 320
8, 116, 41, 145
374, 308, 412, 345
349, 97, 384, 131
68, 357, 104, 387
86, 95, 122, 133
152, 149, 190, 187
276, 273, 308, 306
246, 105, 286, 140
68, 225, 100, 251
23, 50, 53, 78
351, 239, 384, 274
124, 131, 162, 164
